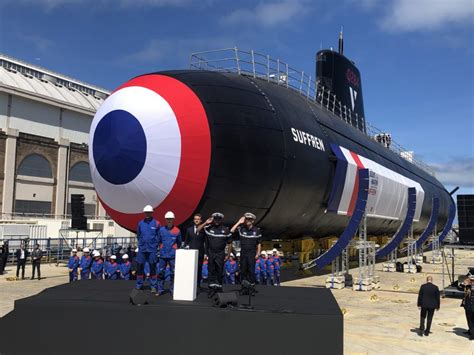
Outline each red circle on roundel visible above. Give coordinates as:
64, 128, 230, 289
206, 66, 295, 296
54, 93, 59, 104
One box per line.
99, 74, 211, 231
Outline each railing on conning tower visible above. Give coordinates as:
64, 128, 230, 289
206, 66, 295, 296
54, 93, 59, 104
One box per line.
190, 48, 435, 176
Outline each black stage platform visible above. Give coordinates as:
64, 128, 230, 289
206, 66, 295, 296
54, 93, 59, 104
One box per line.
0, 281, 343, 355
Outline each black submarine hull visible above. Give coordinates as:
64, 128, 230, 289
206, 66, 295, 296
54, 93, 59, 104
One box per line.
155, 70, 451, 238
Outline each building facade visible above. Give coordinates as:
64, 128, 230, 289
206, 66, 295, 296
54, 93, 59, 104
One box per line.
0, 53, 132, 238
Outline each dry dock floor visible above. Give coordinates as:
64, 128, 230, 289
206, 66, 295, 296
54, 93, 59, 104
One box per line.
1, 249, 473, 354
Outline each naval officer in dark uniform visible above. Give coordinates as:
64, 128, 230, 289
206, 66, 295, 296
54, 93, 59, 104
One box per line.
184, 213, 206, 288
231, 212, 262, 290
197, 212, 232, 296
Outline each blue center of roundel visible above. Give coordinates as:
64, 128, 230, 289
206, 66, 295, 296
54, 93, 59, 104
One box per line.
93, 110, 147, 185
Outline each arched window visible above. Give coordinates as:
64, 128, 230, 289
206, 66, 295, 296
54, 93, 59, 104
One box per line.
18, 154, 52, 178
69, 162, 92, 183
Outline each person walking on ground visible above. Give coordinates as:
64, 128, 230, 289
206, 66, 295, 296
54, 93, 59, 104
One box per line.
461, 276, 474, 340
417, 276, 440, 336
31, 244, 42, 280
15, 243, 28, 280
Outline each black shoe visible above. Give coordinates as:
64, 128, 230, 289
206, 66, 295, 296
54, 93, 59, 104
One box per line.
30, 277, 34, 280
417, 330, 423, 337
463, 330, 470, 334
424, 331, 429, 336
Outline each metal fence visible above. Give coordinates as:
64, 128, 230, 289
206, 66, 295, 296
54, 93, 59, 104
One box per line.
2, 237, 137, 265
190, 48, 435, 176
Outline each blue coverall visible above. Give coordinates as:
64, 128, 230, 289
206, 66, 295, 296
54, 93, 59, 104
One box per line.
224, 259, 238, 284
201, 260, 208, 283
80, 255, 92, 280
266, 257, 275, 285
120, 260, 132, 280
68, 255, 80, 282
157, 225, 182, 293
91, 259, 104, 279
272, 255, 281, 286
255, 258, 262, 284
258, 257, 268, 285
136, 218, 160, 290
106, 260, 120, 280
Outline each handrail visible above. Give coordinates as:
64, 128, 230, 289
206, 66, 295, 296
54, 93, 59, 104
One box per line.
190, 48, 435, 176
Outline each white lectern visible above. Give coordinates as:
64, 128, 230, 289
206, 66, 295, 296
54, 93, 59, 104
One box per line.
173, 249, 198, 301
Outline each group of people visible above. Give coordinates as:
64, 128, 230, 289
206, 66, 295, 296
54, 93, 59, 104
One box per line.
417, 274, 474, 340
203, 248, 281, 286
6, 242, 43, 280
133, 205, 275, 296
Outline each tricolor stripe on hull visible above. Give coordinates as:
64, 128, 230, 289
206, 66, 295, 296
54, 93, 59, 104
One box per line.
328, 144, 425, 221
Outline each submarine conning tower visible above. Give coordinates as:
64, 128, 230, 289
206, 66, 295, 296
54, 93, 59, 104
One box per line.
316, 30, 366, 132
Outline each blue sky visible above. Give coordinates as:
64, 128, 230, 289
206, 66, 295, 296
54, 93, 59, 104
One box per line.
1, 0, 473, 199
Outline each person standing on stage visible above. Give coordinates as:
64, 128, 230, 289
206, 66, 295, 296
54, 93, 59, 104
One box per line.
68, 249, 80, 282
417, 276, 440, 336
106, 255, 120, 280
184, 213, 206, 287
79, 248, 92, 280
135, 205, 160, 293
31, 244, 42, 280
157, 211, 181, 295
15, 243, 28, 280
231, 213, 262, 289
198, 212, 232, 295
272, 249, 282, 286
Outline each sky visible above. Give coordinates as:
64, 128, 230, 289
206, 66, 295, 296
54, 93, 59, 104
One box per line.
0, 0, 473, 201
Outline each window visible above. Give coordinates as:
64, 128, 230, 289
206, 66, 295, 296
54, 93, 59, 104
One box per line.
14, 200, 52, 215
18, 154, 52, 178
69, 162, 92, 183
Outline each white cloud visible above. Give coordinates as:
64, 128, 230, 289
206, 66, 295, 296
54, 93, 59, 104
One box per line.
2, 0, 193, 10
220, 0, 310, 28
379, 0, 474, 32
430, 157, 474, 188
121, 37, 234, 65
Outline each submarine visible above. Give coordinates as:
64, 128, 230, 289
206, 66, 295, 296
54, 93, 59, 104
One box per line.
89, 34, 454, 239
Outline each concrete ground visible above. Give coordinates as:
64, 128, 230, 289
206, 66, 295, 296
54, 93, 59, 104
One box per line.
1, 250, 473, 354
284, 249, 474, 355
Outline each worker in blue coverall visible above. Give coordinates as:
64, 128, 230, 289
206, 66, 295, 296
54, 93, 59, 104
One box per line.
106, 255, 120, 280
272, 248, 281, 286
266, 253, 275, 286
201, 255, 208, 284
120, 254, 132, 280
255, 256, 262, 284
91, 250, 104, 279
136, 205, 160, 293
67, 249, 80, 282
259, 251, 268, 285
157, 211, 182, 295
224, 253, 238, 284
79, 248, 92, 280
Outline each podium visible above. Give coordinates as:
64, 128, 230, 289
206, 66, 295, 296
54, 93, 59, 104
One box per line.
173, 249, 198, 301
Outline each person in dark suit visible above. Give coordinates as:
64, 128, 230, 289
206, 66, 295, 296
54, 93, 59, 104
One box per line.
417, 276, 440, 336
461, 276, 474, 340
184, 213, 206, 288
15, 244, 28, 280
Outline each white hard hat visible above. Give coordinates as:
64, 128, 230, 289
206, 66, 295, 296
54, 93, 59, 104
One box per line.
261, 250, 267, 256
92, 251, 100, 257
229, 253, 235, 258
272, 248, 278, 253
143, 205, 154, 213
83, 247, 90, 253
165, 211, 175, 219
72, 248, 77, 252
135, 248, 139, 253
110, 255, 117, 260
122, 254, 129, 259
236, 252, 240, 257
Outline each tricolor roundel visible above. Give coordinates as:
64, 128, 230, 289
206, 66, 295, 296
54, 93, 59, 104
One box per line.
89, 74, 211, 231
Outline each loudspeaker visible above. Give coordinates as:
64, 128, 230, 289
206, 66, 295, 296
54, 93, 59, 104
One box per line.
129, 289, 151, 306
458, 195, 474, 244
71, 194, 87, 230
213, 291, 238, 308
